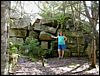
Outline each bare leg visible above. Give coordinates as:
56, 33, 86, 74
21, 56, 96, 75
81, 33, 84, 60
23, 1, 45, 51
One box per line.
58, 49, 61, 58
61, 50, 64, 58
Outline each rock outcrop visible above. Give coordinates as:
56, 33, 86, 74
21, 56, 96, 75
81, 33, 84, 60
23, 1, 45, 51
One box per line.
39, 31, 52, 41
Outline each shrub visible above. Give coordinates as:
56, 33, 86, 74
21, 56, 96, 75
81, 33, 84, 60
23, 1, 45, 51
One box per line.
21, 37, 47, 60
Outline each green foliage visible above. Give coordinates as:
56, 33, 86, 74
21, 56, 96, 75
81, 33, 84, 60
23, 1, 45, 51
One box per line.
9, 42, 18, 54
20, 37, 47, 60
38, 1, 75, 29
81, 21, 92, 33
21, 37, 38, 55
37, 47, 47, 58
54, 13, 65, 25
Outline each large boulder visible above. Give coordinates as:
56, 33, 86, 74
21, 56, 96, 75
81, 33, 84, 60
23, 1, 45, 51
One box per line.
29, 30, 38, 39
39, 31, 52, 41
9, 37, 24, 44
41, 41, 48, 49
52, 40, 58, 50
46, 26, 57, 34
33, 23, 44, 31
10, 10, 20, 19
33, 23, 57, 34
9, 29, 27, 38
40, 19, 52, 25
10, 18, 30, 29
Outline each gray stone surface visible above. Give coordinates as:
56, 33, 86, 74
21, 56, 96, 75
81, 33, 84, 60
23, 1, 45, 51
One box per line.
33, 23, 57, 34
29, 31, 38, 39
41, 41, 48, 49
46, 26, 57, 34
39, 31, 52, 41
33, 23, 45, 31
9, 29, 27, 37
9, 37, 24, 44
10, 18, 30, 29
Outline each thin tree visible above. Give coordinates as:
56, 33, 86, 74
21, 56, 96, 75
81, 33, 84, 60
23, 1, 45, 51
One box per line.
1, 1, 11, 75
83, 1, 99, 68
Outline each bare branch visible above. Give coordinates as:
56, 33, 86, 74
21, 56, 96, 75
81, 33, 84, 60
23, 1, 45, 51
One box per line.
34, 1, 46, 13
13, 1, 18, 11
73, 5, 88, 18
83, 1, 91, 20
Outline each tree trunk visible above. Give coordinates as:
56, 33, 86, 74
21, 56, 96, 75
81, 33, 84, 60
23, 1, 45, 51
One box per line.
90, 39, 96, 68
77, 2, 81, 59
83, 1, 98, 68
62, 1, 66, 30
89, 1, 98, 68
69, 1, 76, 31
1, 1, 10, 75
41, 56, 44, 67
90, 22, 97, 68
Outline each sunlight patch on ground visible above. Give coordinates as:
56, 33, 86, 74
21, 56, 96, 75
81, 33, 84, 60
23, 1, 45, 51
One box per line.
31, 68, 43, 74
71, 63, 89, 73
68, 63, 80, 68
85, 64, 99, 75
15, 57, 99, 75
50, 66, 73, 74
96, 64, 99, 71
16, 65, 43, 75
44, 63, 51, 67
85, 69, 99, 75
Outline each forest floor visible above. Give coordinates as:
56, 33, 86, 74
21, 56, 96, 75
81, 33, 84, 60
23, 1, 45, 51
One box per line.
14, 57, 99, 75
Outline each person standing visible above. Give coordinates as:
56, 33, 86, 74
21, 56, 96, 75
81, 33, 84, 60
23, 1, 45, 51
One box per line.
51, 31, 67, 59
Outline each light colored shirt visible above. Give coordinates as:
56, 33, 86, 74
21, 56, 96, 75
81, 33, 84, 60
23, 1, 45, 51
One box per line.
58, 36, 65, 45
